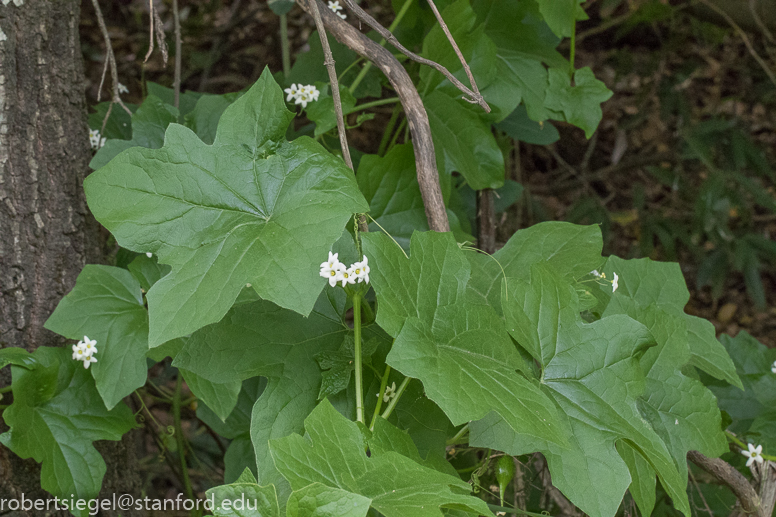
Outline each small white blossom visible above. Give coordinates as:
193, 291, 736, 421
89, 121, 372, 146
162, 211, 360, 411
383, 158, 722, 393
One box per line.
383, 381, 396, 403
612, 272, 619, 293
771, 360, 776, 374
118, 82, 129, 94
146, 252, 153, 258
295, 91, 311, 109
327, 1, 342, 12
742, 443, 764, 467
89, 129, 106, 150
352, 255, 370, 284
339, 266, 357, 287
590, 270, 602, 278
320, 251, 346, 287
284, 83, 299, 102
72, 336, 98, 368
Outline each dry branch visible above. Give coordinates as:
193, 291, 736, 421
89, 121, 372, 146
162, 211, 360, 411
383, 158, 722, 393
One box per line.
297, 0, 450, 232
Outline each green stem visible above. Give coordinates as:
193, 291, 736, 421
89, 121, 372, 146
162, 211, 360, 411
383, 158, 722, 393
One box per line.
387, 117, 407, 153
173, 375, 195, 504
0, 404, 8, 411
0, 385, 12, 395
280, 14, 291, 80
380, 377, 411, 420
353, 293, 365, 424
378, 103, 402, 156
349, 0, 415, 93
370, 365, 392, 430
446, 423, 469, 446
569, 19, 576, 76
726, 430, 776, 461
360, 297, 375, 324
355, 97, 400, 111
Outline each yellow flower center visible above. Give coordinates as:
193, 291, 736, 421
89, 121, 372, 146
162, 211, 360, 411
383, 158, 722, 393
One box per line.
330, 271, 336, 277
355, 268, 361, 274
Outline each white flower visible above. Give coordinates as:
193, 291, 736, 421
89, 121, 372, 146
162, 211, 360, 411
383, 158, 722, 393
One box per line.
383, 381, 396, 403
742, 443, 764, 467
327, 1, 342, 12
284, 83, 299, 102
337, 11, 347, 19
83, 355, 98, 369
308, 85, 320, 101
320, 251, 345, 287
81, 336, 98, 356
89, 129, 106, 150
146, 252, 153, 258
771, 360, 776, 374
352, 255, 370, 284
72, 344, 87, 361
118, 82, 129, 94
295, 91, 311, 109
612, 272, 619, 293
590, 270, 602, 278
339, 266, 357, 287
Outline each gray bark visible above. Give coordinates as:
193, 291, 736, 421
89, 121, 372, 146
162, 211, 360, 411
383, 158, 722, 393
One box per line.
0, 0, 140, 513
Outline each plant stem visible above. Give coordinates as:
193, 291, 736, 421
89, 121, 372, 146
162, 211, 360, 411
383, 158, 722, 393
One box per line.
348, 0, 415, 94
353, 293, 365, 424
280, 14, 291, 80
569, 19, 576, 76
446, 423, 469, 446
380, 377, 411, 420
0, 386, 12, 395
173, 375, 194, 504
370, 365, 392, 430
378, 103, 402, 156
172, 0, 182, 109
355, 97, 400, 111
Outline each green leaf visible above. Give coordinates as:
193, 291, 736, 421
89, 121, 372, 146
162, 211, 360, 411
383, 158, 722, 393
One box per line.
89, 95, 179, 170
545, 67, 613, 138
127, 253, 170, 292
205, 468, 280, 517
268, 0, 295, 15
0, 347, 135, 508
618, 442, 656, 517
146, 82, 203, 119
85, 68, 369, 347
685, 315, 743, 390
287, 483, 371, 517
425, 90, 505, 190
496, 105, 560, 144
270, 400, 493, 517
0, 347, 37, 370
316, 336, 379, 400
466, 221, 603, 312
173, 293, 388, 504
183, 92, 241, 145
535, 0, 577, 37
44, 265, 149, 409
181, 368, 242, 423
472, 264, 691, 517
357, 144, 472, 249
88, 101, 137, 140
710, 332, 776, 448
363, 232, 567, 447
306, 86, 357, 136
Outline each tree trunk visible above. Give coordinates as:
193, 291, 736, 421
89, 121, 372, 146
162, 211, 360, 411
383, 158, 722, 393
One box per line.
0, 1, 140, 513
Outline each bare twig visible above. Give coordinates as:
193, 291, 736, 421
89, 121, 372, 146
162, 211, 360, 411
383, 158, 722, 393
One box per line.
172, 0, 182, 108
687, 450, 764, 516
154, 8, 169, 67
297, 0, 450, 232
339, 0, 490, 113
306, 0, 354, 171
144, 0, 155, 63
688, 463, 715, 516
89, 0, 133, 116
424, 0, 486, 109
698, 0, 776, 88
748, 0, 775, 43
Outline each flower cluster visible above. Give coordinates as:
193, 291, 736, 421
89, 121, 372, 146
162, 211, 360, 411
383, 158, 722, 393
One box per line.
319, 252, 369, 287
327, 1, 347, 19
72, 336, 98, 369
591, 270, 619, 293
284, 84, 320, 109
771, 360, 776, 374
741, 443, 764, 467
89, 129, 106, 150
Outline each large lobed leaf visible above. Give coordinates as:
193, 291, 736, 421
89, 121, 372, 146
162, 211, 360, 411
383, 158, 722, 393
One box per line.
44, 265, 149, 409
0, 347, 136, 515
85, 68, 369, 347
270, 400, 492, 517
362, 231, 568, 449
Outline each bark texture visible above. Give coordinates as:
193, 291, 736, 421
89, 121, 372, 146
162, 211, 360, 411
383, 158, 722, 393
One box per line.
0, 1, 140, 513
